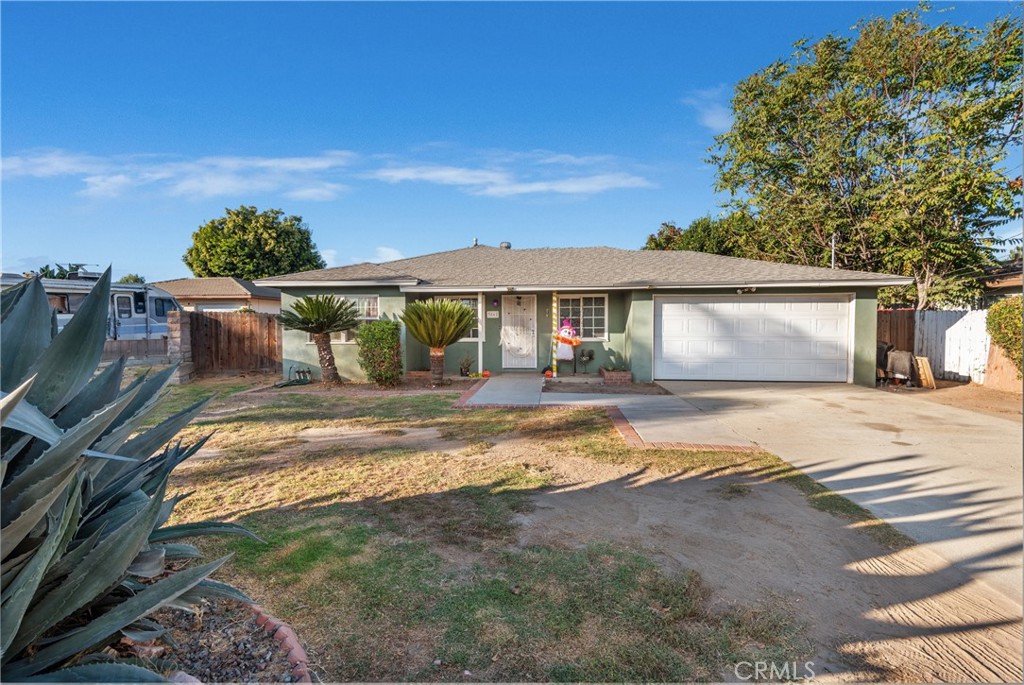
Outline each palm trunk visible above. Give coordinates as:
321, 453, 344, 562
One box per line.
429, 347, 446, 386
312, 332, 342, 385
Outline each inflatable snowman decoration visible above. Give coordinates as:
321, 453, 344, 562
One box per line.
554, 319, 581, 361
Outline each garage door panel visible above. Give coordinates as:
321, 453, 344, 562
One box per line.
654, 295, 851, 382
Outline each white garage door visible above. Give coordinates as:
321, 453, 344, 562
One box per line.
654, 295, 851, 382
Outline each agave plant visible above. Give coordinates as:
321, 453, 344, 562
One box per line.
277, 295, 359, 385
400, 299, 476, 386
1, 269, 260, 682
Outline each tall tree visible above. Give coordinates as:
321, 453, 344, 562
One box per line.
643, 214, 752, 257
183, 206, 326, 280
709, 8, 1022, 309
116, 273, 146, 284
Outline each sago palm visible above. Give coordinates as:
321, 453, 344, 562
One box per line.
277, 295, 359, 385
400, 299, 476, 385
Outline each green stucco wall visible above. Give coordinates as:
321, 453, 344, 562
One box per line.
851, 288, 878, 387
279, 286, 406, 382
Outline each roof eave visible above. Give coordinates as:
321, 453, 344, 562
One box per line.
253, 279, 420, 288
402, 278, 913, 292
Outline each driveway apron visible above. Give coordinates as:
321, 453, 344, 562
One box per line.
659, 380, 1024, 608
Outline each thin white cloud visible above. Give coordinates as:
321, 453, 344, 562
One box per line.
81, 174, 134, 198
3, 149, 108, 178
1, 149, 357, 201
371, 165, 509, 187
372, 247, 404, 262
348, 246, 405, 264
321, 249, 338, 268
3, 146, 651, 202
476, 173, 652, 197
680, 86, 734, 134
285, 182, 348, 201
368, 162, 651, 197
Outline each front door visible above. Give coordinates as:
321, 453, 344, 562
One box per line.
501, 294, 537, 368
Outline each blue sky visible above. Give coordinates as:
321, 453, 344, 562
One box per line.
2, 1, 1017, 282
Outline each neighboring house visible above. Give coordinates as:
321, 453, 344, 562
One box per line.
256, 244, 911, 386
980, 260, 1022, 307
0, 271, 180, 340
151, 277, 281, 314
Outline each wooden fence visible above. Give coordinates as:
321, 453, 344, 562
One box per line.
914, 310, 991, 383
188, 311, 282, 373
101, 338, 168, 362
876, 309, 915, 351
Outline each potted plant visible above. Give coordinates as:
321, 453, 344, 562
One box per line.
458, 354, 475, 377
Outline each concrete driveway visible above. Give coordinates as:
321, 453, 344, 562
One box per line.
658, 381, 1023, 608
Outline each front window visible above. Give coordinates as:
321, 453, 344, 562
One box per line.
306, 295, 379, 344
154, 298, 177, 318
558, 295, 607, 340
443, 296, 482, 341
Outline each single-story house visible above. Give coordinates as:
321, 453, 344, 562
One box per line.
256, 244, 912, 386
151, 277, 281, 314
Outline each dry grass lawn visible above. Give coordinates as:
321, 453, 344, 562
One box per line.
164, 379, 1022, 683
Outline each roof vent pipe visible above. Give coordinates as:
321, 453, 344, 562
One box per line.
499, 241, 512, 249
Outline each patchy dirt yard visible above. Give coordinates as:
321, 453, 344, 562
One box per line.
881, 379, 1022, 422
166, 381, 1022, 683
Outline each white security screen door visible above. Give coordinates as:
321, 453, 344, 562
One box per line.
501, 295, 537, 368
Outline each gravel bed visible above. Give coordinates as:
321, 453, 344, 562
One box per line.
147, 600, 297, 683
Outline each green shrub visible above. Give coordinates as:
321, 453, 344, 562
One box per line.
987, 296, 1023, 379
1, 270, 258, 681
356, 320, 403, 387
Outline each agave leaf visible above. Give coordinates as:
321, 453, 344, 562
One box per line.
105, 365, 179, 437
4, 386, 140, 501
149, 521, 264, 544
24, 269, 111, 416
120, 622, 169, 644
0, 468, 77, 561
4, 555, 230, 679
53, 358, 126, 430
9, 480, 169, 657
1, 278, 53, 392
0, 375, 36, 425
0, 277, 29, 320
0, 478, 78, 660
77, 490, 148, 541
2, 460, 76, 525
37, 527, 104, 595
18, 662, 167, 682
154, 492, 192, 531
126, 548, 166, 579
151, 543, 202, 560
50, 308, 58, 341
187, 577, 253, 604
117, 398, 209, 462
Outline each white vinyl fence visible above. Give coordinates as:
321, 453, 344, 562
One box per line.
914, 309, 991, 383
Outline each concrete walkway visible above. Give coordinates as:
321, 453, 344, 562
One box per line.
659, 381, 1023, 608
463, 375, 756, 447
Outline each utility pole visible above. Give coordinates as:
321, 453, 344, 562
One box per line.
830, 232, 837, 269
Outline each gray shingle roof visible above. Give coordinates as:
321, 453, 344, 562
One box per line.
151, 277, 281, 299
256, 245, 910, 289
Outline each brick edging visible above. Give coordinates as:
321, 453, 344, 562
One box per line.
451, 379, 489, 407
250, 604, 313, 683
